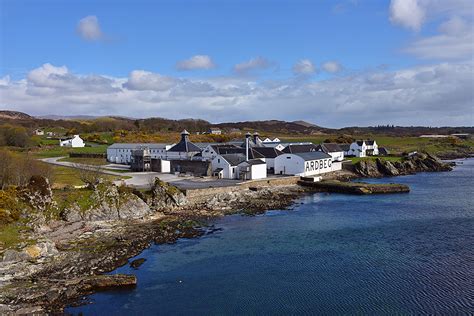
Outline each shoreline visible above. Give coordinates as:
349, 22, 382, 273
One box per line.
0, 155, 460, 313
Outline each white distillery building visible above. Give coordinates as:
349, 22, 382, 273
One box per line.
211, 154, 246, 179
274, 151, 342, 177
107, 143, 170, 164
59, 135, 85, 148
166, 130, 202, 160
315, 143, 345, 162
346, 140, 378, 157
238, 159, 267, 180
211, 153, 267, 180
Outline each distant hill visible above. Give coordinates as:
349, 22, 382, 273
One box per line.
214, 120, 332, 134
0, 110, 32, 120
0, 110, 472, 136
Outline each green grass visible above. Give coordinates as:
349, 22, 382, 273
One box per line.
348, 156, 403, 164
0, 223, 33, 252
281, 135, 474, 157
58, 157, 107, 165
32, 144, 108, 158
50, 165, 128, 189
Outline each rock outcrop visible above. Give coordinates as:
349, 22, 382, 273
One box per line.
353, 153, 452, 178
61, 183, 153, 222
150, 179, 187, 211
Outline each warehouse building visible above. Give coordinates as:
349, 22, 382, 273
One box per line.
274, 151, 341, 177
107, 143, 170, 164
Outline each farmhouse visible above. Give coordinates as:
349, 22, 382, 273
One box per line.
59, 135, 85, 148
209, 128, 222, 135
346, 140, 379, 157
34, 129, 44, 136
315, 143, 344, 161
274, 151, 341, 176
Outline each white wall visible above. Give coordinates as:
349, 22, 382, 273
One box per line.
60, 135, 85, 148
328, 151, 345, 162
274, 154, 342, 176
251, 163, 267, 179
211, 155, 237, 179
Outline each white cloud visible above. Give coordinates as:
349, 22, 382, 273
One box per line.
438, 16, 469, 35
389, 0, 425, 31
123, 70, 178, 91
322, 61, 342, 73
77, 15, 104, 41
234, 57, 272, 74
1, 62, 472, 127
404, 32, 474, 60
293, 59, 316, 75
0, 75, 11, 86
176, 55, 215, 70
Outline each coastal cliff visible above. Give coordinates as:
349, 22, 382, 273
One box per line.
352, 152, 453, 178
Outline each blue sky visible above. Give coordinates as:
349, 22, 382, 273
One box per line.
0, 0, 473, 127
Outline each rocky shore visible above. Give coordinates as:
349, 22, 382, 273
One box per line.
352, 152, 453, 178
0, 152, 455, 314
299, 180, 410, 194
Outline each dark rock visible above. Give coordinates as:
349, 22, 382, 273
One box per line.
353, 160, 382, 177
129, 258, 146, 269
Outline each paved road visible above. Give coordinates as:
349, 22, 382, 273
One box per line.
41, 157, 240, 189
41, 157, 182, 188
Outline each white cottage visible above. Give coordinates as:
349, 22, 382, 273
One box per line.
274, 152, 341, 177
347, 140, 379, 157
59, 135, 85, 148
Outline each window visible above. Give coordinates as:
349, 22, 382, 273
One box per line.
218, 159, 220, 163
287, 157, 291, 159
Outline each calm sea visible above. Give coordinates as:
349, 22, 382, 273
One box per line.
67, 158, 474, 315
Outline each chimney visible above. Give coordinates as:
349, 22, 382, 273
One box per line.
181, 130, 190, 142
245, 132, 251, 161
253, 132, 259, 145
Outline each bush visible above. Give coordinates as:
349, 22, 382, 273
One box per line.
0, 188, 22, 225
0, 149, 53, 189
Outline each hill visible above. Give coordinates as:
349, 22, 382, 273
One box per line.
0, 110, 32, 120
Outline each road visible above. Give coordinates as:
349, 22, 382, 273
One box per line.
41, 157, 241, 189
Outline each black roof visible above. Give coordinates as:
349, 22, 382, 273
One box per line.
239, 159, 266, 166
251, 147, 283, 158
221, 154, 247, 166
339, 144, 351, 151
366, 140, 375, 145
293, 151, 332, 161
317, 143, 343, 153
379, 147, 389, 155
282, 144, 318, 154
168, 130, 202, 152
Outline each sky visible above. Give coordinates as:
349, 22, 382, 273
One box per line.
0, 0, 473, 127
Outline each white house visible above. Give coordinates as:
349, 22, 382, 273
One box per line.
315, 143, 345, 162
107, 143, 169, 164
274, 152, 342, 177
59, 135, 85, 148
237, 159, 267, 180
209, 128, 222, 135
211, 154, 246, 179
34, 129, 44, 136
347, 140, 378, 157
